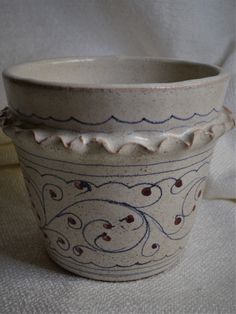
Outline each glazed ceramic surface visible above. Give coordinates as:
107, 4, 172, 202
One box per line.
1, 57, 234, 281
3, 57, 230, 132
1, 106, 234, 281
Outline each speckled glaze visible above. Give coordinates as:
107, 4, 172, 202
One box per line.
3, 56, 230, 133
1, 57, 234, 281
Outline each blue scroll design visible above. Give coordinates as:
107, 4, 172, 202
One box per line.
19, 148, 209, 269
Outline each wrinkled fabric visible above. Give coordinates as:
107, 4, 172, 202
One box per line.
0, 1, 235, 313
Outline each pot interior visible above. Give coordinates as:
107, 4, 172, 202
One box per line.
4, 57, 220, 86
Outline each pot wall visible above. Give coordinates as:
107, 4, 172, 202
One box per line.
13, 135, 213, 281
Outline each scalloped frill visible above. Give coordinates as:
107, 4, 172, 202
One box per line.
0, 107, 235, 154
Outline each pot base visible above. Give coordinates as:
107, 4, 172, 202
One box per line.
47, 248, 184, 282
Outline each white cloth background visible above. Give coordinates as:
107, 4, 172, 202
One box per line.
0, 1, 235, 313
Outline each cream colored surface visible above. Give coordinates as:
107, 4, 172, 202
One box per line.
1, 51, 234, 281
0, 0, 235, 312
3, 58, 229, 133
2, 106, 234, 154
0, 129, 235, 310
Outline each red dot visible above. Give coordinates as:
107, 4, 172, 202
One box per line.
74, 246, 83, 256
152, 243, 158, 249
57, 237, 65, 245
142, 187, 152, 196
126, 215, 135, 223
198, 190, 202, 198
175, 179, 183, 188
102, 233, 111, 241
174, 216, 182, 225
74, 181, 84, 190
103, 223, 113, 229
49, 189, 57, 198
68, 217, 76, 225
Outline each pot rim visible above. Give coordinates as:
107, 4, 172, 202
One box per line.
2, 56, 230, 91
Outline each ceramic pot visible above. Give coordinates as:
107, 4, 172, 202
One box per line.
1, 57, 234, 281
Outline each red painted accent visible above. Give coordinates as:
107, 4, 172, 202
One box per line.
142, 187, 152, 196
174, 216, 182, 225
68, 217, 76, 225
102, 232, 111, 241
103, 223, 113, 229
119, 215, 135, 223
49, 189, 57, 198
74, 246, 83, 256
175, 179, 183, 188
126, 215, 135, 223
74, 181, 84, 190
57, 237, 65, 244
